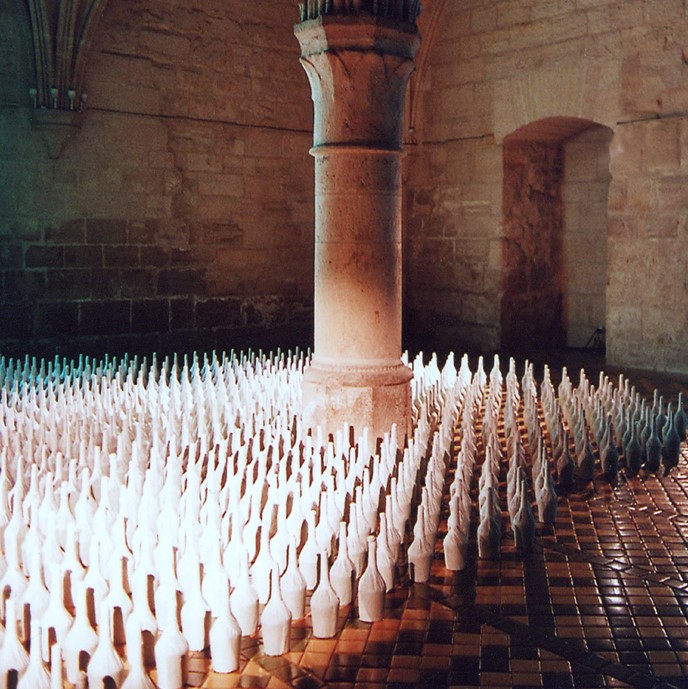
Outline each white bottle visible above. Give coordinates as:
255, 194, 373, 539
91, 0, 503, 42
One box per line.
330, 521, 354, 606
0, 527, 28, 602
83, 536, 109, 610
103, 555, 132, 646
40, 566, 74, 663
179, 557, 209, 652
443, 493, 469, 571
407, 504, 434, 583
17, 619, 50, 689
86, 602, 124, 689
297, 510, 319, 589
357, 536, 385, 623
376, 514, 396, 591
0, 598, 30, 684
229, 550, 258, 636
121, 615, 156, 689
153, 588, 189, 689
280, 539, 306, 620
129, 566, 157, 636
384, 495, 402, 562
310, 553, 339, 639
208, 593, 241, 673
250, 522, 274, 605
20, 547, 50, 642
199, 535, 229, 620
260, 567, 291, 656
49, 643, 63, 689
62, 580, 97, 685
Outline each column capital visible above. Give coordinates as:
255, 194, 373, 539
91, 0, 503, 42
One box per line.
295, 15, 419, 148
295, 13, 420, 61
296, 1, 422, 28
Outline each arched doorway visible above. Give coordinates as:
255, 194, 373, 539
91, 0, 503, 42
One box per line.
501, 117, 612, 353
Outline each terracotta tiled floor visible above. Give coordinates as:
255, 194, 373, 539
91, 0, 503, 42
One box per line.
187, 354, 688, 689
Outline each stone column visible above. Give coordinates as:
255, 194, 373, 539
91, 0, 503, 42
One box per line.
295, 7, 420, 441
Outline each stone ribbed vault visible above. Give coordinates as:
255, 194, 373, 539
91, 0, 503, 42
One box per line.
25, 0, 107, 110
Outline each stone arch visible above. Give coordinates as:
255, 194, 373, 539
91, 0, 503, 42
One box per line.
501, 116, 613, 353
405, 0, 448, 143
493, 61, 620, 146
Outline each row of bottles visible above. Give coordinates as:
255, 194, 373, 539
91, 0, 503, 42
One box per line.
0, 347, 684, 685
442, 354, 686, 569
0, 348, 470, 685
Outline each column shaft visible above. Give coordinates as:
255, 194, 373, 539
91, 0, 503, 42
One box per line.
295, 15, 420, 440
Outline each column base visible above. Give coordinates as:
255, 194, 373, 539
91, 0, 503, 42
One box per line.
301, 360, 413, 443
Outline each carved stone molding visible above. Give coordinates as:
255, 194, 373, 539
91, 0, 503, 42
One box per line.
25, 0, 108, 156
405, 0, 447, 143
296, 18, 419, 148
298, 0, 422, 25
26, 0, 108, 110
30, 107, 83, 159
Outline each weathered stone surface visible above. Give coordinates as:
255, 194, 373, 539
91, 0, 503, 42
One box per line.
25, 245, 64, 269
132, 299, 169, 333
196, 298, 241, 329
296, 15, 418, 439
45, 269, 92, 300
46, 220, 87, 244
500, 139, 565, 350
156, 269, 205, 296
103, 246, 140, 268
0, 0, 685, 375
64, 245, 104, 268
0, 305, 32, 339
170, 298, 195, 331
79, 301, 131, 336
120, 269, 157, 299
407, 0, 688, 373
3, 271, 45, 303
139, 246, 168, 267
86, 220, 128, 245
563, 126, 611, 348
240, 295, 288, 328
605, 119, 688, 371
90, 269, 121, 299
0, 0, 315, 354
36, 302, 79, 335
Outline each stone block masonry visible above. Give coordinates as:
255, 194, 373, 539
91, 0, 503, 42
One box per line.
501, 140, 565, 352
563, 126, 611, 349
0, 0, 315, 357
404, 138, 502, 355
0, 215, 313, 357
406, 0, 688, 374
607, 117, 688, 373
2, 0, 686, 374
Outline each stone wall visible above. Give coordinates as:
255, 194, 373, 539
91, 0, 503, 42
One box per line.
607, 117, 688, 372
501, 140, 564, 351
2, 0, 687, 373
0, 0, 314, 358
564, 126, 612, 349
403, 138, 502, 354
405, 0, 688, 373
